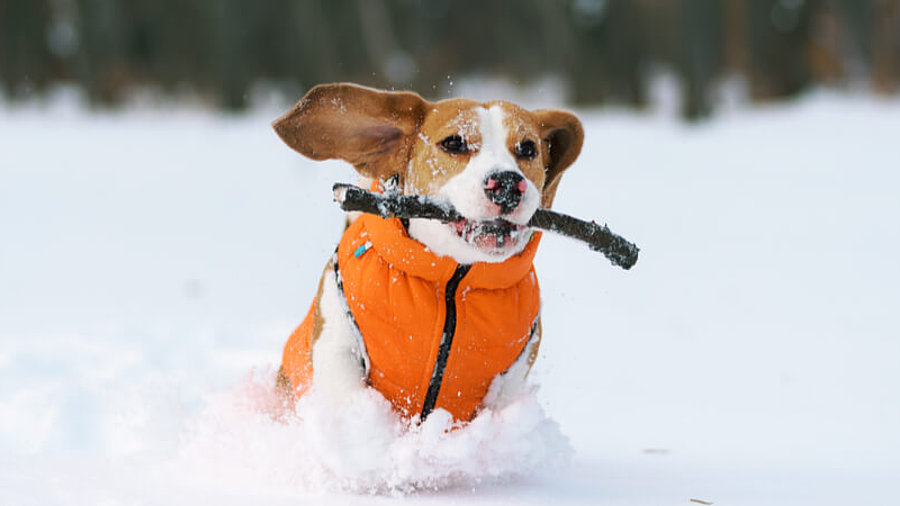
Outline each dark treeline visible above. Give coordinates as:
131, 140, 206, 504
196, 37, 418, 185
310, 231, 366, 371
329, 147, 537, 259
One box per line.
1, 0, 898, 119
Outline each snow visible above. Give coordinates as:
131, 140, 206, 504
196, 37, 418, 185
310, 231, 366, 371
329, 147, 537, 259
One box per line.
2, 89, 900, 505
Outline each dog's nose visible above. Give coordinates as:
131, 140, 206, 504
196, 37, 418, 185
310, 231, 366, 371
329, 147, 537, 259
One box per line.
484, 171, 527, 215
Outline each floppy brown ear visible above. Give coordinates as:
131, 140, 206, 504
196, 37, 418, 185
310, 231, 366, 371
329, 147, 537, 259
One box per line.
535, 109, 584, 208
273, 83, 429, 180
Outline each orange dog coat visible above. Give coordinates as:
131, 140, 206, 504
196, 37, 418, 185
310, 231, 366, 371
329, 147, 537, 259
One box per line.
281, 213, 541, 421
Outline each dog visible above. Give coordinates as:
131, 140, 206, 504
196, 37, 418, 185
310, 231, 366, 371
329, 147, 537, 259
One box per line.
273, 83, 583, 422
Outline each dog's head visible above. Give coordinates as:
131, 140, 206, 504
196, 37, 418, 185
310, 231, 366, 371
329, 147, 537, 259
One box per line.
274, 83, 583, 264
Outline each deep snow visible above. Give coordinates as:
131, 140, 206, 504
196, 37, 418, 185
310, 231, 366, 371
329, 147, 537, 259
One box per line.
2, 89, 899, 505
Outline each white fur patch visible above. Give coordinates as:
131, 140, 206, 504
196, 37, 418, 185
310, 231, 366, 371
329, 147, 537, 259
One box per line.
310, 265, 368, 399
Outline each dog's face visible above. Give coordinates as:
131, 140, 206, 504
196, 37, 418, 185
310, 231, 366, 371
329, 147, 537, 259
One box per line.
274, 83, 583, 263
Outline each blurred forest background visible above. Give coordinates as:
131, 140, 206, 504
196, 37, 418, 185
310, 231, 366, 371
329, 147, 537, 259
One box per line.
1, 0, 898, 119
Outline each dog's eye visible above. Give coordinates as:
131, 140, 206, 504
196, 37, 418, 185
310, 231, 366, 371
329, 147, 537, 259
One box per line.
439, 135, 469, 155
515, 140, 537, 160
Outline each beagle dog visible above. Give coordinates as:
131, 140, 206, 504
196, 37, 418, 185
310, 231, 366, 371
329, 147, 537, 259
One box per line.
273, 83, 583, 422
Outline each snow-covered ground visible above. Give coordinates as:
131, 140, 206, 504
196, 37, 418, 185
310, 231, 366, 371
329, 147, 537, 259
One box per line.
2, 89, 899, 505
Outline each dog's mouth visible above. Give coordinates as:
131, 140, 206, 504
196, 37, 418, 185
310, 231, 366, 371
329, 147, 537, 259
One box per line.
450, 218, 529, 254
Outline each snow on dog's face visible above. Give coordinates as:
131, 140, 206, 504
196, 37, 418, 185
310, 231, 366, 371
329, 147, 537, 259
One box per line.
406, 101, 545, 263
273, 83, 583, 263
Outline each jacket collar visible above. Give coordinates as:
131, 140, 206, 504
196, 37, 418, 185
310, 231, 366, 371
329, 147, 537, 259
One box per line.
356, 213, 540, 289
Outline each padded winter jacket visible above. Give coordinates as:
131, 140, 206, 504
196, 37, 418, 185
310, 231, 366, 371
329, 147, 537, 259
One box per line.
281, 213, 542, 421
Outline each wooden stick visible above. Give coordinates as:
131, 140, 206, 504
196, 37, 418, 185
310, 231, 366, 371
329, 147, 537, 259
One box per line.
333, 183, 639, 270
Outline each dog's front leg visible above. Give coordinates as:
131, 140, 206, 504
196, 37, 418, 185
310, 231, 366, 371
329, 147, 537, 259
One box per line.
310, 262, 369, 399
482, 318, 542, 411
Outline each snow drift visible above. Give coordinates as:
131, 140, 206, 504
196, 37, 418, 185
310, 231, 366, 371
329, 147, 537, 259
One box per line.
2, 88, 899, 505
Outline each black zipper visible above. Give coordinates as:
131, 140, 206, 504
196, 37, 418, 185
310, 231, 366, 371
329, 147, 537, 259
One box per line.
420, 263, 471, 420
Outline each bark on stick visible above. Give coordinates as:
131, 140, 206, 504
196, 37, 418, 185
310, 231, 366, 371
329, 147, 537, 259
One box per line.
333, 183, 639, 270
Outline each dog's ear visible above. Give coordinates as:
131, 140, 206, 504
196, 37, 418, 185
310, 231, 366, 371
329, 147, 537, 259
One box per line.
273, 83, 429, 180
535, 110, 584, 208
